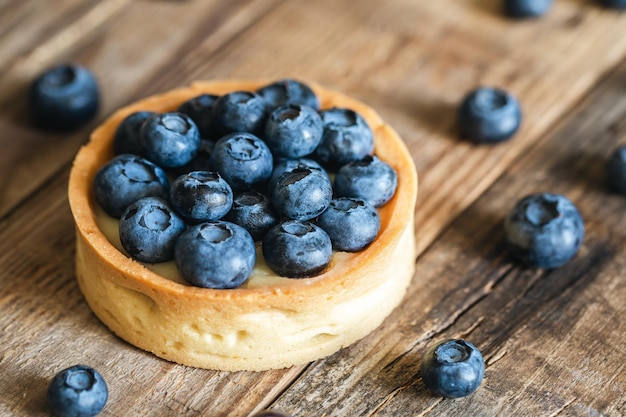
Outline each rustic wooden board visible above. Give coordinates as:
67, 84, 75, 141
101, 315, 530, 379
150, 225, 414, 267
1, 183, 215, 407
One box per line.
1, 0, 626, 416
0, 0, 279, 217
264, 53, 626, 417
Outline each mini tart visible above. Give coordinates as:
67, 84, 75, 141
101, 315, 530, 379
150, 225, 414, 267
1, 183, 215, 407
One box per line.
68, 80, 418, 371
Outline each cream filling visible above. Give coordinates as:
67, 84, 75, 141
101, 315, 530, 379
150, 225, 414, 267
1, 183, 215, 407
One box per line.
94, 203, 355, 289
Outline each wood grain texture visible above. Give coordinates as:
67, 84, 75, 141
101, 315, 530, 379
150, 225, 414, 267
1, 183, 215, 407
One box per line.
264, 48, 626, 417
1, 0, 626, 416
0, 0, 279, 218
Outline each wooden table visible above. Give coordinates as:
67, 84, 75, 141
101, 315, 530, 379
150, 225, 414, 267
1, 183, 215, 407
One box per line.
1, 1, 625, 416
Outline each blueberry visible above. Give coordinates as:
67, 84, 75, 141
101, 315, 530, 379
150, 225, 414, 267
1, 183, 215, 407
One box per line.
315, 107, 375, 169
458, 87, 522, 143
334, 155, 398, 208
251, 411, 293, 417
93, 154, 170, 218
262, 220, 332, 278
212, 90, 268, 135
257, 79, 320, 110
178, 94, 220, 139
272, 167, 333, 221
170, 171, 233, 222
113, 111, 155, 155
119, 197, 186, 263
607, 145, 626, 194
47, 364, 108, 417
420, 339, 485, 398
29, 63, 99, 131
504, 193, 584, 268
504, 0, 553, 18
175, 221, 256, 288
140, 112, 201, 168
210, 132, 274, 191
264, 104, 324, 158
458, 86, 522, 144
267, 157, 325, 192
600, 0, 626, 9
224, 191, 278, 241
316, 198, 380, 252
169, 139, 215, 178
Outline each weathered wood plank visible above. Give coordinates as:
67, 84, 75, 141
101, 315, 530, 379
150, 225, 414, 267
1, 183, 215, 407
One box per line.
0, 170, 307, 417
1, 1, 626, 416
0, 0, 279, 218
0, 0, 101, 76
154, 0, 626, 257
264, 48, 626, 417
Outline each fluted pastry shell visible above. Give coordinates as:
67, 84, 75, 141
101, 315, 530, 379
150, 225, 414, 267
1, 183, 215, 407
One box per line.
68, 80, 418, 371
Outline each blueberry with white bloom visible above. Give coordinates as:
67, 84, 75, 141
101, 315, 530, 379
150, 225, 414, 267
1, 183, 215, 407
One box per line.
262, 220, 332, 277
315, 107, 375, 169
175, 221, 256, 289
212, 90, 268, 135
420, 339, 485, 398
93, 154, 170, 218
334, 155, 398, 207
264, 104, 324, 158
317, 198, 380, 251
140, 112, 201, 168
458, 86, 522, 144
272, 167, 332, 221
47, 364, 108, 417
257, 79, 320, 110
210, 132, 273, 191
504, 193, 584, 268
119, 197, 186, 263
29, 63, 99, 131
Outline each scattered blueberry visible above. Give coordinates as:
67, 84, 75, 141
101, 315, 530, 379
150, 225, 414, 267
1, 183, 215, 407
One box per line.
315, 107, 375, 169
210, 132, 274, 191
169, 171, 233, 223
93, 154, 170, 218
140, 112, 201, 168
113, 111, 154, 155
333, 155, 398, 207
175, 221, 256, 288
224, 191, 278, 241
47, 364, 108, 417
458, 86, 522, 144
264, 104, 324, 158
600, 0, 626, 9
29, 63, 99, 131
316, 198, 380, 251
504, 193, 584, 268
504, 0, 553, 18
420, 339, 485, 398
272, 167, 333, 221
119, 197, 186, 263
212, 90, 267, 135
251, 411, 293, 417
257, 78, 320, 110
178, 93, 220, 139
262, 220, 332, 277
267, 157, 325, 192
607, 144, 626, 194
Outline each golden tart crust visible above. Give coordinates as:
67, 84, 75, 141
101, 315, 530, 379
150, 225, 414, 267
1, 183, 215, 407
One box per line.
68, 80, 418, 371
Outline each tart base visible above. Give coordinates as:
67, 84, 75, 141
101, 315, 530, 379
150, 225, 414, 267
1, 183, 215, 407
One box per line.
68, 80, 418, 371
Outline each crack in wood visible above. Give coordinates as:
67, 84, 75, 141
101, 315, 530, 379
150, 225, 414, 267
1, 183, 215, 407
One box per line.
547, 397, 577, 417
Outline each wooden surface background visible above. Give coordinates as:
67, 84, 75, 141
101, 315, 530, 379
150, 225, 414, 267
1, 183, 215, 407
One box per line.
1, 0, 625, 416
